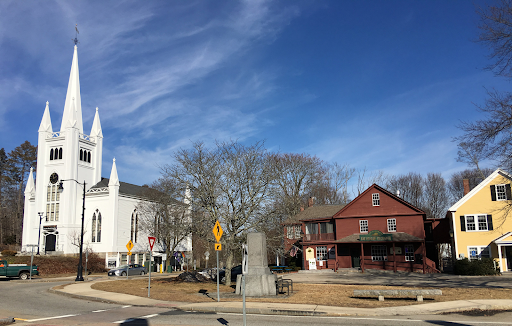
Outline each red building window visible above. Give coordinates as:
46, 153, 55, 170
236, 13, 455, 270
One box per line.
372, 193, 380, 206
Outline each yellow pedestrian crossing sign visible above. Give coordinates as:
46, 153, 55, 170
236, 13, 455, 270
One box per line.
126, 240, 134, 252
213, 220, 223, 242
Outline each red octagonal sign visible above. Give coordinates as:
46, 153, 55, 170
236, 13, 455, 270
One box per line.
148, 236, 156, 251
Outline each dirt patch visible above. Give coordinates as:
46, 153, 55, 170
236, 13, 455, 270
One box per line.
90, 277, 512, 308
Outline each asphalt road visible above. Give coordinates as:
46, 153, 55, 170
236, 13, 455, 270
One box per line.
3, 277, 512, 325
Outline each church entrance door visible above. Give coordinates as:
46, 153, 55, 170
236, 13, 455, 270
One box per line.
45, 234, 56, 252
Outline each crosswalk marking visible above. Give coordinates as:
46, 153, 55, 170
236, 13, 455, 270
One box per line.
26, 314, 77, 322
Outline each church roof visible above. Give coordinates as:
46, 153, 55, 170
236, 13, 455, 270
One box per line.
89, 177, 150, 197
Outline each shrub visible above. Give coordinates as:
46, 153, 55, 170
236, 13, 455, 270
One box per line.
1, 250, 17, 257
453, 258, 500, 276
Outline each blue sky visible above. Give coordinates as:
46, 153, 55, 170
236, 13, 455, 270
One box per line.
0, 0, 508, 188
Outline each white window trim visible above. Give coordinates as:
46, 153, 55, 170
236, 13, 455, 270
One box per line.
404, 244, 414, 262
496, 184, 507, 201
316, 246, 327, 261
467, 246, 491, 260
359, 220, 368, 233
464, 214, 488, 232
387, 218, 397, 232
287, 226, 294, 239
371, 245, 388, 261
372, 193, 380, 206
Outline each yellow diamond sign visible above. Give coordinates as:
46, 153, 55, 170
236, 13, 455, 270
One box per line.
126, 240, 134, 252
213, 220, 223, 242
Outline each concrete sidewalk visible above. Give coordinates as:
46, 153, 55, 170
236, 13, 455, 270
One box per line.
50, 277, 512, 317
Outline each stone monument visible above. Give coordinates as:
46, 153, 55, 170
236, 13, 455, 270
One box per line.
235, 232, 277, 296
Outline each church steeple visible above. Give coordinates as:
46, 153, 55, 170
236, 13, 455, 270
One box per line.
38, 101, 53, 133
109, 158, 120, 186
90, 107, 103, 138
24, 167, 35, 199
60, 45, 83, 133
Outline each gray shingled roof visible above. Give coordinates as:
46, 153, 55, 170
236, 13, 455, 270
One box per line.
335, 232, 423, 243
283, 205, 345, 225
88, 177, 150, 198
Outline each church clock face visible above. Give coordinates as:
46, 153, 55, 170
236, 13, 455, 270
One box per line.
50, 173, 59, 184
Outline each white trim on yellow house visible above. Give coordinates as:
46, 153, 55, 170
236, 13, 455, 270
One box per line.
448, 169, 512, 271
494, 232, 512, 272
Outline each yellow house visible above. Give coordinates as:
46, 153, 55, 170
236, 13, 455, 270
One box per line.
448, 168, 512, 273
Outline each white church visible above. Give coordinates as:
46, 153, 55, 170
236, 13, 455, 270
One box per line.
21, 44, 192, 269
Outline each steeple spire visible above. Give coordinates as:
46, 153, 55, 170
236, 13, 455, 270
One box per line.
60, 45, 83, 133
109, 158, 120, 186
90, 107, 103, 138
38, 101, 53, 132
24, 167, 35, 199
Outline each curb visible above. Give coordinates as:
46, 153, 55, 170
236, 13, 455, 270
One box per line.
48, 288, 123, 305
177, 306, 329, 316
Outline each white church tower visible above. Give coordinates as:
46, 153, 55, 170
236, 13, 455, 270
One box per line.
22, 45, 103, 254
22, 41, 192, 269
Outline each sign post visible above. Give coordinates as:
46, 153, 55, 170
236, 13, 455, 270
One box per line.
242, 244, 248, 326
126, 240, 134, 280
148, 236, 156, 297
26, 244, 37, 280
212, 221, 223, 302
205, 251, 210, 268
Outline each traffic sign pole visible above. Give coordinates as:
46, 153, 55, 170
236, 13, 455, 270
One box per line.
216, 250, 220, 302
148, 236, 156, 297
148, 250, 152, 297
212, 221, 223, 303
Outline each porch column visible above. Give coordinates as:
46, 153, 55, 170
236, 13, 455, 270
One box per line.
334, 244, 338, 272
392, 242, 396, 273
360, 242, 365, 273
422, 241, 426, 274
498, 244, 503, 273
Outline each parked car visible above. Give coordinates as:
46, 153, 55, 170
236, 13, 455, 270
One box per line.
0, 259, 39, 280
108, 264, 147, 276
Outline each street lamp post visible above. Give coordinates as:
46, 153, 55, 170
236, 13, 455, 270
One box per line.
37, 212, 44, 255
58, 179, 86, 282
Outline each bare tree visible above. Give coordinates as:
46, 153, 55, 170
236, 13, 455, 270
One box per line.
456, 1, 512, 170
477, 0, 512, 77
136, 177, 192, 272
271, 153, 324, 218
447, 168, 494, 204
386, 172, 424, 208
313, 162, 355, 205
354, 167, 387, 197
423, 173, 449, 219
164, 141, 275, 285
456, 90, 512, 171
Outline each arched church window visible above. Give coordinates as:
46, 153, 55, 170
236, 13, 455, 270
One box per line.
58, 148, 62, 159
80, 149, 83, 161
131, 210, 138, 243
50, 149, 54, 161
92, 209, 102, 242
54, 148, 59, 160
46, 174, 60, 222
88, 152, 91, 163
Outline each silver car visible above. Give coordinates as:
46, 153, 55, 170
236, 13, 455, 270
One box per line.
108, 263, 147, 276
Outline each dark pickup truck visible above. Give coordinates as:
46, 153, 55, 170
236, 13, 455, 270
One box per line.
0, 259, 39, 279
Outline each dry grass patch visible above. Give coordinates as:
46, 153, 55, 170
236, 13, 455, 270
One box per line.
91, 277, 512, 308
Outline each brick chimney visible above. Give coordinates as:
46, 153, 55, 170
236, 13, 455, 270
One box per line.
308, 197, 314, 207
463, 179, 470, 196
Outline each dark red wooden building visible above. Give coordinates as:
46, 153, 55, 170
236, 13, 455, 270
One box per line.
283, 184, 441, 273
